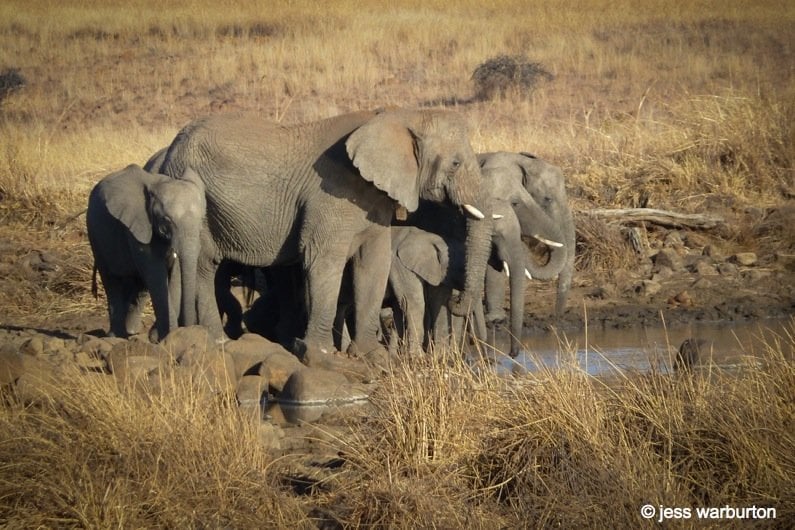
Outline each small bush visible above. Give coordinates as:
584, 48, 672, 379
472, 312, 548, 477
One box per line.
472, 55, 553, 101
0, 68, 25, 105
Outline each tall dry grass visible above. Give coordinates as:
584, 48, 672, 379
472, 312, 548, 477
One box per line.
1, 325, 793, 526
0, 364, 309, 528
325, 323, 795, 527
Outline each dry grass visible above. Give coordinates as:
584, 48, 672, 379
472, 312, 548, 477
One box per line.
1, 323, 793, 527
0, 365, 308, 528
323, 324, 795, 527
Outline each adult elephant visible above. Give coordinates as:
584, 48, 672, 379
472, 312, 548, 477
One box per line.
479, 152, 576, 329
393, 160, 567, 357
87, 164, 205, 341
158, 108, 504, 360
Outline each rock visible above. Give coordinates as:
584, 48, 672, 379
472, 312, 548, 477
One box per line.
731, 252, 758, 266
279, 367, 371, 405
630, 279, 662, 297
0, 346, 25, 385
717, 262, 738, 276
693, 260, 719, 276
223, 333, 296, 381
260, 350, 305, 392
236, 374, 268, 407
160, 326, 215, 360
652, 248, 683, 272
702, 244, 724, 261
667, 290, 693, 307
19, 336, 44, 356
663, 230, 684, 248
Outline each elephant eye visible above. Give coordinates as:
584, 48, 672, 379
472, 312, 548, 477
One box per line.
450, 158, 461, 171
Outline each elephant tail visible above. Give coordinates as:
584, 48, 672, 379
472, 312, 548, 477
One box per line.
91, 263, 99, 299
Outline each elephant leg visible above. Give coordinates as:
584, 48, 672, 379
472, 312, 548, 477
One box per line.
214, 262, 244, 340
348, 229, 391, 355
102, 272, 131, 338
426, 285, 451, 350
138, 257, 172, 343
299, 253, 347, 356
484, 264, 508, 325
125, 287, 147, 337
196, 255, 225, 340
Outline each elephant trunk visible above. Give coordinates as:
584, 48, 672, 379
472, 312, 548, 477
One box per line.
175, 235, 199, 327
449, 193, 494, 322
507, 252, 527, 357
554, 207, 576, 314
514, 199, 567, 282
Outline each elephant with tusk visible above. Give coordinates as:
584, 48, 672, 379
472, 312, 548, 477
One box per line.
480, 152, 576, 339
158, 108, 495, 361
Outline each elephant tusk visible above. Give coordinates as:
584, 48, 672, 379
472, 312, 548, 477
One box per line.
525, 269, 533, 280
463, 204, 485, 220
532, 234, 564, 248
503, 261, 510, 277
492, 213, 504, 220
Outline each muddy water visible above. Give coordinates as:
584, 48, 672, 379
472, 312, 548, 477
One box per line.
488, 316, 794, 377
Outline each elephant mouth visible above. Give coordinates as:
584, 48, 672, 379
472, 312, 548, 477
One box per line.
522, 235, 553, 265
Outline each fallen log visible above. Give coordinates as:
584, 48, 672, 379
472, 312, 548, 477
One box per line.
584, 208, 724, 230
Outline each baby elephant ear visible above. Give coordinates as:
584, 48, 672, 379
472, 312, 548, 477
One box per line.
397, 232, 449, 286
102, 164, 155, 245
345, 112, 420, 212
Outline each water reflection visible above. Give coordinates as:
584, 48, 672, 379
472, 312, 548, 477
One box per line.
486, 317, 793, 377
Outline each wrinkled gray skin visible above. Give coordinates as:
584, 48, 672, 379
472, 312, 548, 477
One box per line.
480, 153, 576, 353
86, 164, 205, 341
399, 160, 568, 357
387, 226, 487, 353
158, 109, 496, 358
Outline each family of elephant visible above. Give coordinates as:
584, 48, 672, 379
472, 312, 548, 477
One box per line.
86, 107, 574, 360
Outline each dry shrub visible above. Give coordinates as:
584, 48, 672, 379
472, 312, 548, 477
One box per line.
0, 365, 308, 528
574, 211, 638, 273
472, 55, 553, 101
327, 346, 509, 527
0, 67, 25, 105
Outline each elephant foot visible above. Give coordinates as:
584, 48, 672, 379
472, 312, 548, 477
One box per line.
484, 311, 507, 327
293, 338, 377, 384
347, 342, 393, 376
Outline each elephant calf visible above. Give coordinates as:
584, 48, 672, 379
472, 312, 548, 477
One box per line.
386, 225, 485, 353
87, 164, 205, 342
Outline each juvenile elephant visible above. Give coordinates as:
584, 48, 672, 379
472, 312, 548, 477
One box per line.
87, 164, 205, 341
158, 109, 553, 361
398, 159, 567, 357
479, 152, 576, 328
386, 226, 478, 353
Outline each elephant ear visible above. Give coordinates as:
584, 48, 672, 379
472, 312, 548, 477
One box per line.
397, 233, 449, 286
345, 112, 420, 212
102, 164, 156, 245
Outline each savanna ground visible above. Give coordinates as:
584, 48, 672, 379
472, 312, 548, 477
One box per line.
0, 1, 793, 527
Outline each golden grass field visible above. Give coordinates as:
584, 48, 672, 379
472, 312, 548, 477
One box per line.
1, 0, 794, 527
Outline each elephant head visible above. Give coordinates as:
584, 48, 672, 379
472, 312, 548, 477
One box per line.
480, 153, 572, 286
104, 164, 206, 332
480, 151, 575, 318
346, 108, 494, 318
